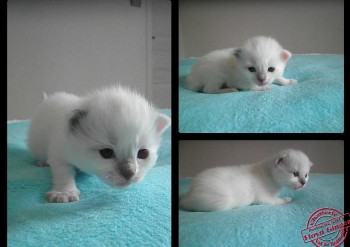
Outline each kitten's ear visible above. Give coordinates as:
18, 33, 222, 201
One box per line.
67, 109, 88, 133
274, 155, 287, 167
309, 162, 313, 167
155, 113, 171, 135
281, 50, 292, 61
233, 49, 242, 59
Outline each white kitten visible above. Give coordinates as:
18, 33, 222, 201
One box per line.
184, 36, 297, 93
27, 85, 171, 203
180, 149, 312, 212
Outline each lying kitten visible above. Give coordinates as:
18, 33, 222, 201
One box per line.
27, 85, 171, 203
184, 36, 297, 93
180, 149, 312, 212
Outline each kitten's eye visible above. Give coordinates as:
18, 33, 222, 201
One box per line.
137, 149, 149, 159
99, 148, 115, 159
268, 67, 275, 72
248, 67, 256, 72
293, 172, 299, 177
305, 173, 308, 178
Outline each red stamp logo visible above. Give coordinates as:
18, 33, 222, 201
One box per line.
301, 208, 349, 247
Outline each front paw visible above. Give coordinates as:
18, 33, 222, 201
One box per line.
227, 88, 239, 92
254, 85, 272, 91
288, 79, 298, 84
273, 197, 292, 205
283, 197, 292, 204
46, 190, 80, 203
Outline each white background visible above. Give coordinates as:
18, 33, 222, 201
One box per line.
179, 141, 344, 177
7, 0, 171, 120
179, 0, 344, 59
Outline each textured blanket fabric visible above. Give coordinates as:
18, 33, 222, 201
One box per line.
179, 55, 344, 133
179, 174, 344, 247
7, 109, 171, 247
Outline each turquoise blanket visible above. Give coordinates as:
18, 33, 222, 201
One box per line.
179, 55, 344, 133
7, 109, 171, 247
179, 174, 344, 247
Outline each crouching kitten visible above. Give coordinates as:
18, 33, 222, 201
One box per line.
180, 149, 312, 211
184, 36, 297, 93
28, 85, 171, 203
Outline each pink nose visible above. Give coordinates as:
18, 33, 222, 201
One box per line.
258, 78, 265, 83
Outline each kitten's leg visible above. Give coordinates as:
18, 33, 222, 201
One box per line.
251, 85, 272, 91
259, 196, 292, 205
202, 83, 238, 94
205, 88, 239, 94
275, 77, 298, 86
46, 160, 80, 203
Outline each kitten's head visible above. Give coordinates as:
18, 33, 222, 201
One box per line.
272, 149, 313, 190
234, 36, 291, 86
64, 85, 170, 188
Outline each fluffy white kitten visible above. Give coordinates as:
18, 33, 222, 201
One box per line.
28, 85, 171, 203
180, 149, 312, 212
184, 36, 297, 93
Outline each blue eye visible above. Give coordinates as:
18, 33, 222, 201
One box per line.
293, 172, 299, 177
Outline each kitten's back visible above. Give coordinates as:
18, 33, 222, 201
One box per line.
180, 165, 255, 211
27, 93, 81, 161
184, 48, 238, 91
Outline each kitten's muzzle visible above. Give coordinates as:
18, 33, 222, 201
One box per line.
257, 74, 267, 84
293, 179, 306, 190
118, 161, 137, 180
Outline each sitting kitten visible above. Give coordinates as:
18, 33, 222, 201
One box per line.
27, 85, 171, 203
184, 36, 297, 93
180, 149, 312, 212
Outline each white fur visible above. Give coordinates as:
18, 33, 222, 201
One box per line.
180, 149, 313, 212
27, 85, 171, 203
184, 36, 297, 93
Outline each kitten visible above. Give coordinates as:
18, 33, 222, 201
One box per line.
180, 149, 312, 212
27, 85, 171, 203
184, 36, 297, 93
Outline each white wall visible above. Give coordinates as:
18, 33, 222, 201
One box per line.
179, 141, 344, 177
151, 0, 171, 108
179, 0, 344, 59
8, 0, 170, 120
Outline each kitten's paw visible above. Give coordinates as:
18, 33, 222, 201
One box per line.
253, 85, 272, 91
288, 79, 298, 84
227, 88, 239, 92
272, 197, 292, 205
210, 88, 238, 93
46, 190, 80, 203
283, 197, 292, 203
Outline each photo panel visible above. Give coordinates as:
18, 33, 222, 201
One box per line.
178, 140, 345, 246
178, 0, 344, 133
